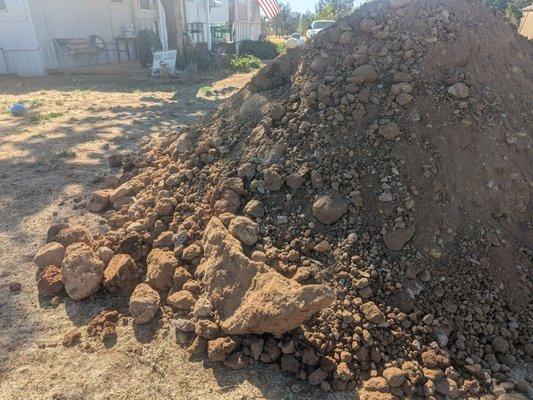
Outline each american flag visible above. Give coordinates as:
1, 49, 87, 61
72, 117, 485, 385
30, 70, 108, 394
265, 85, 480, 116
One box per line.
258, 0, 282, 19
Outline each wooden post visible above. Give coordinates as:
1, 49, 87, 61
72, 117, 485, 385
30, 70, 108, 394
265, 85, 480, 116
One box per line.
161, 0, 186, 67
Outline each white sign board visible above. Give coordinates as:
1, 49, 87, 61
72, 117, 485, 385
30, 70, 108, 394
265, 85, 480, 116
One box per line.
151, 50, 177, 76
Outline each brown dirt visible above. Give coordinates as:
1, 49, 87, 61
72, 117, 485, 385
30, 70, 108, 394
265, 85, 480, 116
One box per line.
0, 72, 326, 399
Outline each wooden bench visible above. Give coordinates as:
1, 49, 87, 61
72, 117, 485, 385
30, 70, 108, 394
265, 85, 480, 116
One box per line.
54, 38, 103, 65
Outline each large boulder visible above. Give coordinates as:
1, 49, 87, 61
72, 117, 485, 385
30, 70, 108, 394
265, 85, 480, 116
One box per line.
61, 243, 104, 300
146, 248, 179, 291
196, 217, 334, 336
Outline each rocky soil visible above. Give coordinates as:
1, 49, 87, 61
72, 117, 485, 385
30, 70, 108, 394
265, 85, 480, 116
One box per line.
31, 0, 532, 399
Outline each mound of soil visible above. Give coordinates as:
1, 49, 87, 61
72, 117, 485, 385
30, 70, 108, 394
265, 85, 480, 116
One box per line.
36, 0, 532, 398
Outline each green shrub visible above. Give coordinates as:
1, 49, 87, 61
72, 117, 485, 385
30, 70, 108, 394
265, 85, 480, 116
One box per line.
238, 40, 280, 60
229, 55, 262, 72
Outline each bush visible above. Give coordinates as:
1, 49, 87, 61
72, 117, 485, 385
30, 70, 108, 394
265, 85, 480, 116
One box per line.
238, 40, 280, 60
229, 55, 262, 72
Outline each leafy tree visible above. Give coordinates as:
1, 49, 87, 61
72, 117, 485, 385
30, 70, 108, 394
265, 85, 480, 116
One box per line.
484, 0, 530, 25
315, 0, 355, 20
298, 11, 315, 34
264, 2, 301, 36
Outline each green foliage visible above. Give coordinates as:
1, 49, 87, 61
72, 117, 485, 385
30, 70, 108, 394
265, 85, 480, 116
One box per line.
315, 0, 355, 20
298, 11, 315, 34
484, 0, 530, 24
238, 40, 280, 60
229, 55, 262, 72
274, 40, 286, 55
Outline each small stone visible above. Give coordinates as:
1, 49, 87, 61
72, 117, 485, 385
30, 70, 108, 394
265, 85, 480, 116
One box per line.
390, 0, 412, 9
167, 290, 196, 311
193, 297, 213, 317
383, 226, 415, 251
244, 199, 264, 218
182, 244, 202, 260
173, 267, 192, 289
313, 194, 348, 224
379, 123, 401, 140
383, 367, 405, 387
34, 242, 65, 268
146, 248, 179, 291
37, 266, 64, 296
61, 243, 104, 300
102, 254, 139, 296
208, 337, 237, 361
129, 283, 160, 324
88, 189, 111, 213
434, 378, 460, 399
448, 83, 470, 99
263, 169, 284, 191
492, 336, 509, 353
308, 368, 328, 385
228, 216, 259, 246
361, 301, 386, 326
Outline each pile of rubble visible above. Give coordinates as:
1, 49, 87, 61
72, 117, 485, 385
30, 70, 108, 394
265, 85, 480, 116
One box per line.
35, 0, 532, 398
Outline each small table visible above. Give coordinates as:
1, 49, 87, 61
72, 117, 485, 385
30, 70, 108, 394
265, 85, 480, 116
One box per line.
115, 36, 137, 61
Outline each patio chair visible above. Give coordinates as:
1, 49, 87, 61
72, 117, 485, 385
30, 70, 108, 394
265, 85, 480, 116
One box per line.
89, 35, 117, 64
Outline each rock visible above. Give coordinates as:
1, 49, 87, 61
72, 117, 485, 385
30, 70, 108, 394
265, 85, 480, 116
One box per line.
281, 354, 300, 373
352, 65, 378, 84
8, 281, 21, 292
263, 169, 284, 191
244, 199, 264, 218
146, 248, 179, 291
363, 377, 389, 392
102, 254, 139, 296
390, 0, 412, 9
61, 243, 104, 300
393, 72, 412, 83
37, 266, 64, 296
228, 216, 259, 246
360, 18, 376, 32
492, 335, 509, 353
379, 122, 401, 140
311, 57, 330, 74
193, 297, 213, 317
383, 226, 416, 251
361, 301, 386, 326
97, 247, 114, 265
383, 367, 405, 387
195, 320, 219, 339
207, 337, 237, 361
434, 378, 459, 398
174, 318, 196, 332
497, 395, 528, 400
62, 329, 81, 347
197, 217, 333, 336
308, 368, 328, 385
173, 267, 192, 289
53, 226, 92, 247
312, 194, 348, 224
88, 189, 111, 213
448, 83, 470, 98
129, 283, 160, 324
167, 290, 196, 311
34, 242, 65, 268
182, 244, 202, 260
396, 93, 413, 106
108, 153, 123, 168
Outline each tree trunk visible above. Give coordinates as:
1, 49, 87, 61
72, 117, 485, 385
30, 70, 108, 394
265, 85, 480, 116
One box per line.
161, 0, 186, 67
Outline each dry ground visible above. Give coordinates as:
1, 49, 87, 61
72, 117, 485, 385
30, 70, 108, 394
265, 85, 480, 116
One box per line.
0, 72, 345, 400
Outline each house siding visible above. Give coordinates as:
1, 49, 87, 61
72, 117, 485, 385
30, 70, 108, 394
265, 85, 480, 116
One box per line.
0, 0, 46, 76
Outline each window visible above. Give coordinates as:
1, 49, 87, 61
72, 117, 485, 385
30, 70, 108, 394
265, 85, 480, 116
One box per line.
139, 0, 151, 10
0, 0, 7, 12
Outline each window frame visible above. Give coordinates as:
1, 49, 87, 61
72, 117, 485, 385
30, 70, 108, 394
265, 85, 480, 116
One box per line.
138, 0, 151, 11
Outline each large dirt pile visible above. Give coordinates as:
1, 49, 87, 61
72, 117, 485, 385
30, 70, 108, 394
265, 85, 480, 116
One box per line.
35, 0, 532, 398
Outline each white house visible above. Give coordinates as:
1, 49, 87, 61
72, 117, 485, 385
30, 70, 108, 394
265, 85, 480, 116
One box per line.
0, 0, 262, 77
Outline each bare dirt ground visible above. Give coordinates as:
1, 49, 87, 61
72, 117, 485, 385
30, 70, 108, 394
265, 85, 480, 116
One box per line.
0, 72, 336, 400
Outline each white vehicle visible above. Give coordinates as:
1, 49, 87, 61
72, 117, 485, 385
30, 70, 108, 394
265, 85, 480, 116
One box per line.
306, 20, 336, 39
286, 32, 305, 49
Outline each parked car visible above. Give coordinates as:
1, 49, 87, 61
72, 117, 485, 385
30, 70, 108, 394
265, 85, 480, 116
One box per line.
286, 32, 304, 48
306, 20, 336, 39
